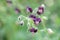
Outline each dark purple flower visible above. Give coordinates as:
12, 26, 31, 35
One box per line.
37, 6, 44, 15
27, 7, 33, 13
29, 15, 41, 25
30, 28, 37, 33
29, 14, 36, 19
33, 18, 41, 25
15, 8, 21, 13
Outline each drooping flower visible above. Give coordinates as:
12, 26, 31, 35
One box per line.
26, 6, 33, 13
37, 4, 45, 15
33, 18, 41, 25
29, 14, 41, 25
15, 8, 21, 14
29, 14, 36, 19
37, 7, 44, 15
29, 28, 37, 33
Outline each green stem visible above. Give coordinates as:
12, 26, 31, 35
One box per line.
41, 20, 47, 33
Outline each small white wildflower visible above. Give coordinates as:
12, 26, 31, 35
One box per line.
19, 20, 24, 26
47, 28, 54, 34
41, 4, 45, 8
18, 15, 26, 21
18, 16, 21, 21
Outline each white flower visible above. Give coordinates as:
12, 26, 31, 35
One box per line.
18, 16, 21, 21
41, 4, 45, 8
47, 28, 54, 34
19, 20, 24, 26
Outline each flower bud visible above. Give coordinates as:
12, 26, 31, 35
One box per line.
15, 8, 21, 14
26, 6, 33, 13
29, 14, 36, 19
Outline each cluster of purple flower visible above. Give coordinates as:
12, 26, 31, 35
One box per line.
6, 0, 45, 33
29, 14, 41, 25
27, 4, 45, 14
27, 4, 45, 33
6, 0, 44, 14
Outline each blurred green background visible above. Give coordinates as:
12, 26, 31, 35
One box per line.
0, 0, 60, 40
